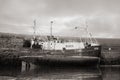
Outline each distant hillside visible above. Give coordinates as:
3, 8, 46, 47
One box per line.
0, 32, 120, 65
0, 32, 120, 49
97, 38, 120, 46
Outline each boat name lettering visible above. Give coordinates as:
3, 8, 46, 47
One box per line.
65, 45, 74, 47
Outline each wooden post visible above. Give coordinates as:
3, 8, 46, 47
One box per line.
21, 61, 36, 72
21, 61, 30, 72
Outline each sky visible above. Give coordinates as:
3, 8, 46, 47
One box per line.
0, 0, 120, 38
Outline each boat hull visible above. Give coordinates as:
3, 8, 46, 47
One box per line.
21, 55, 100, 66
20, 45, 101, 66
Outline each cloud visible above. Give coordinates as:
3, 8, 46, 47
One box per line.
57, 12, 120, 38
0, 0, 120, 38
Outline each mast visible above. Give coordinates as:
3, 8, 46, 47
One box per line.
33, 20, 36, 39
85, 21, 98, 44
50, 21, 53, 37
85, 21, 92, 43
89, 33, 98, 44
48, 21, 53, 50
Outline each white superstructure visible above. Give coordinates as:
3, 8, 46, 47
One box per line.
30, 20, 99, 50
39, 40, 85, 50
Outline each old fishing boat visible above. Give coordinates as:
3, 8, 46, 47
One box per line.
22, 20, 101, 66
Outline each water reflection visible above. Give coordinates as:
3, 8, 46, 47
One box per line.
0, 66, 21, 77
0, 66, 21, 80
0, 65, 119, 80
20, 66, 102, 79
101, 66, 120, 80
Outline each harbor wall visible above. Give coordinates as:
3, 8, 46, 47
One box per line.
100, 45, 120, 65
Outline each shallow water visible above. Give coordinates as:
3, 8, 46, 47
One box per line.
0, 66, 119, 80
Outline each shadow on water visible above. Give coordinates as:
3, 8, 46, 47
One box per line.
0, 66, 21, 80
0, 65, 119, 80
101, 66, 120, 80
20, 66, 102, 80
0, 66, 21, 77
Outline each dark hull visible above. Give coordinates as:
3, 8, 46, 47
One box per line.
20, 45, 101, 66
21, 56, 100, 66
20, 46, 101, 66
